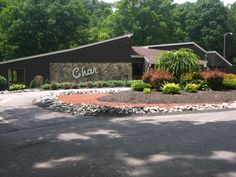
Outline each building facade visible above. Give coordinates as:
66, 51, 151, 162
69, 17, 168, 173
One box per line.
0, 34, 234, 86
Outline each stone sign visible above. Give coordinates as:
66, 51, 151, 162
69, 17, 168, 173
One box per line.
50, 63, 132, 82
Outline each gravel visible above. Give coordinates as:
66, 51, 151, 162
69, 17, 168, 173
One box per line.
35, 89, 236, 115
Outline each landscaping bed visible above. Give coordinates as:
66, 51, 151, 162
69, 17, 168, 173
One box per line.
98, 90, 236, 104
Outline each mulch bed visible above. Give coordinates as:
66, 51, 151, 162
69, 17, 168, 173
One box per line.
57, 90, 236, 108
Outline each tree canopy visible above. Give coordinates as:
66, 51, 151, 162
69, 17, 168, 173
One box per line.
0, 0, 235, 63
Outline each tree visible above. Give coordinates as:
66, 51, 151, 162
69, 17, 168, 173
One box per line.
156, 48, 200, 77
174, 0, 230, 54
103, 0, 176, 45
0, 0, 90, 61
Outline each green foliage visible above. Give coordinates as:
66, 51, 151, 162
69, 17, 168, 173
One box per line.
78, 82, 88, 88
184, 83, 199, 93
30, 80, 36, 88
180, 72, 202, 86
143, 88, 151, 94
0, 0, 90, 60
156, 49, 200, 78
60, 82, 73, 89
71, 83, 78, 89
45, 79, 50, 84
0, 0, 235, 62
41, 84, 51, 90
0, 75, 7, 90
9, 83, 26, 91
142, 69, 174, 89
200, 69, 225, 90
161, 83, 180, 94
131, 80, 151, 92
223, 74, 236, 89
50, 83, 59, 90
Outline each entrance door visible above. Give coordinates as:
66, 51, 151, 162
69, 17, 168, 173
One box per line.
8, 68, 25, 84
132, 63, 144, 79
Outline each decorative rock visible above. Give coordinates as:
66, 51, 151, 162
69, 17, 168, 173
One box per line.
35, 89, 236, 115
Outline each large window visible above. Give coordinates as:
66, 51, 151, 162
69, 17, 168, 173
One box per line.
8, 68, 25, 84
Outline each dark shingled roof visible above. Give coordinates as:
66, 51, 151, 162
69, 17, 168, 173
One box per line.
132, 46, 163, 64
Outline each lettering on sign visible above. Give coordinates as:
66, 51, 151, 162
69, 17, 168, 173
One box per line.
72, 66, 98, 79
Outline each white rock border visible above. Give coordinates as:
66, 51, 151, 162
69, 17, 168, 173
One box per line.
35, 89, 236, 115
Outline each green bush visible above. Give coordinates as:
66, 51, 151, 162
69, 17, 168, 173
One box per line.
156, 48, 200, 77
184, 83, 199, 93
9, 84, 26, 91
0, 75, 7, 91
143, 88, 151, 94
161, 83, 180, 94
61, 82, 73, 89
223, 74, 236, 89
41, 84, 51, 90
200, 69, 224, 90
30, 80, 36, 88
71, 83, 78, 89
78, 82, 88, 88
131, 80, 151, 91
180, 72, 202, 86
87, 81, 97, 88
50, 83, 59, 90
45, 79, 50, 84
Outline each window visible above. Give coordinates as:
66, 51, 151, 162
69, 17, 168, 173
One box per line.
8, 68, 25, 84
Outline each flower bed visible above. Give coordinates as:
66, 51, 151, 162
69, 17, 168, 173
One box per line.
36, 89, 236, 115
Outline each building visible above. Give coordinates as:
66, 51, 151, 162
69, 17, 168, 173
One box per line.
0, 34, 234, 86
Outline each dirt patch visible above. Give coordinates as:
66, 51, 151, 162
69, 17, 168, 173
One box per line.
57, 90, 236, 108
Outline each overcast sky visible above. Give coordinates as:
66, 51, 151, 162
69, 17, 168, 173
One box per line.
101, 0, 236, 6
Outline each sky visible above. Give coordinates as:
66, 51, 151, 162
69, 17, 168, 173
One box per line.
101, 0, 236, 6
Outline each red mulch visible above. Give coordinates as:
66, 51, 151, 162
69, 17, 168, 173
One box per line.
57, 93, 225, 108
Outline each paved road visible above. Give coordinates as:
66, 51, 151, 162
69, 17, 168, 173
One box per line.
1, 90, 236, 177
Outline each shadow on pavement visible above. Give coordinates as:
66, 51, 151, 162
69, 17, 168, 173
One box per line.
0, 106, 236, 177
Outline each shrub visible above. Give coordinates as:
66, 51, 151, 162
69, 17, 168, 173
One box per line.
113, 80, 124, 87
30, 80, 36, 88
156, 48, 200, 77
78, 82, 88, 88
161, 83, 180, 94
142, 69, 174, 89
50, 83, 59, 90
0, 75, 7, 91
223, 74, 236, 89
9, 84, 26, 91
45, 79, 50, 84
131, 80, 151, 91
143, 88, 151, 94
184, 83, 199, 93
41, 84, 51, 90
180, 72, 202, 86
200, 69, 224, 90
61, 82, 72, 89
86, 81, 97, 88
33, 75, 44, 88
71, 83, 78, 89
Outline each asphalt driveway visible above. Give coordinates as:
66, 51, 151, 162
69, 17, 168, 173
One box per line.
0, 91, 236, 177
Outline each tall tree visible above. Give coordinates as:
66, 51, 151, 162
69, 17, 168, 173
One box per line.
0, 0, 89, 61
174, 0, 230, 54
103, 0, 176, 45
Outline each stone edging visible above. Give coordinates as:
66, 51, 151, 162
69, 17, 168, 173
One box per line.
0, 89, 34, 94
35, 89, 236, 115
